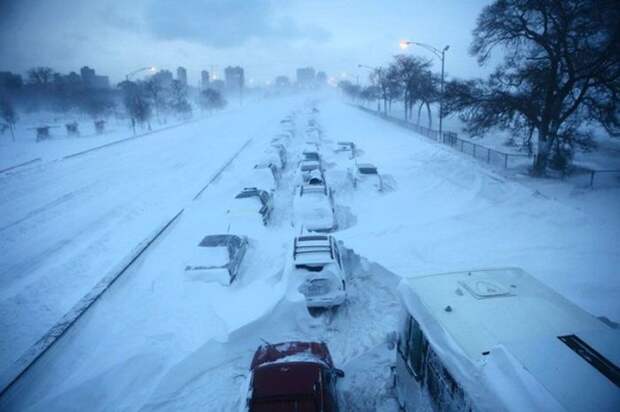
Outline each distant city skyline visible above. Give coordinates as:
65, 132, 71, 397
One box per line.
0, 0, 494, 85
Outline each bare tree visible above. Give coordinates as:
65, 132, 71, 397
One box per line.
27, 67, 55, 87
337, 81, 361, 102
120, 81, 152, 135
198, 88, 227, 113
360, 85, 381, 108
392, 55, 434, 124
445, 0, 620, 175
0, 95, 18, 141
169, 80, 192, 118
144, 77, 165, 124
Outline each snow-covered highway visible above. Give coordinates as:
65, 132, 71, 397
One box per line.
0, 97, 300, 372
1, 95, 618, 411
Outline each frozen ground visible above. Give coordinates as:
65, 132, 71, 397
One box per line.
1, 95, 618, 411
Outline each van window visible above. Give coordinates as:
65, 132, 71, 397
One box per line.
425, 347, 468, 410
406, 316, 427, 380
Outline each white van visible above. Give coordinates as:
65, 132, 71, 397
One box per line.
394, 267, 619, 412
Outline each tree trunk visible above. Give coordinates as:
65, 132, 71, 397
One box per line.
417, 103, 423, 125
10, 125, 15, 141
532, 133, 552, 176
426, 102, 432, 128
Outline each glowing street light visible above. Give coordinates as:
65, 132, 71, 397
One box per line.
400, 40, 450, 138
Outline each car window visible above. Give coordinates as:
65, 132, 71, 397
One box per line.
406, 316, 427, 380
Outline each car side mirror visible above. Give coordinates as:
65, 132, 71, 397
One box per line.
334, 368, 345, 378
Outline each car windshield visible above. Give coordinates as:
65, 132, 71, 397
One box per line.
235, 189, 260, 199
358, 165, 377, 174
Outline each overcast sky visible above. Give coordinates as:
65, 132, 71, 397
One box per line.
0, 0, 494, 86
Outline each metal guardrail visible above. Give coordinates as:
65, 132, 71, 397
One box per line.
587, 169, 620, 188
357, 105, 620, 188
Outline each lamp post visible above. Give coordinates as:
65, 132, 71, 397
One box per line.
125, 66, 156, 81
400, 40, 449, 138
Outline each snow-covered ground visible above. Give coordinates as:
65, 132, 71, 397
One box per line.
1, 94, 618, 411
0, 96, 299, 372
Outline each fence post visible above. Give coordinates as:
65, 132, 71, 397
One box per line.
504, 154, 508, 168
460, 140, 464, 152
590, 171, 595, 188
487, 148, 491, 163
473, 144, 477, 158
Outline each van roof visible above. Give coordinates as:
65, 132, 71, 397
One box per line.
399, 267, 620, 412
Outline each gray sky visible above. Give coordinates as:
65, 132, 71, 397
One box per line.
0, 0, 494, 86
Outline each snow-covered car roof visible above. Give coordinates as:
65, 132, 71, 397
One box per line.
251, 341, 333, 369
299, 184, 327, 196
299, 159, 320, 172
189, 244, 229, 267
294, 185, 334, 231
235, 187, 270, 205
293, 235, 335, 265
399, 267, 620, 412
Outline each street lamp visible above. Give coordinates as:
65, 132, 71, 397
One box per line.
400, 40, 449, 138
125, 66, 157, 81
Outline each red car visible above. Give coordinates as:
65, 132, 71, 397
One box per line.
246, 341, 344, 411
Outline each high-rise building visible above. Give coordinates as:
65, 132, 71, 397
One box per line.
201, 70, 210, 89
224, 66, 244, 91
177, 66, 188, 86
296, 67, 316, 87
316, 71, 327, 85
80, 66, 110, 89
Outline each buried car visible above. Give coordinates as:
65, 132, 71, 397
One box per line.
184, 234, 248, 285
228, 187, 273, 226
349, 162, 383, 191
293, 184, 336, 232
293, 235, 346, 308
254, 162, 279, 192
245, 341, 344, 412
335, 141, 356, 159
